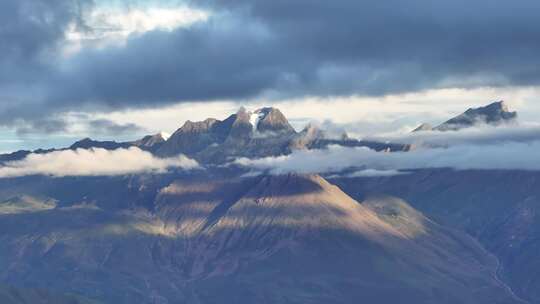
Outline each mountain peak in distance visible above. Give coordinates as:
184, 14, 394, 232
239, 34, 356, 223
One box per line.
413, 100, 517, 132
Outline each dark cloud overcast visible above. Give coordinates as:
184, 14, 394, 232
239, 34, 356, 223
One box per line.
2, 0, 540, 131
0, 0, 91, 125
0, 0, 85, 75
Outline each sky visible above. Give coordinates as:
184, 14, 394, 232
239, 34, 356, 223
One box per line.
2, 0, 540, 152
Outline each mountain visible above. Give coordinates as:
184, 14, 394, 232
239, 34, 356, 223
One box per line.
157, 107, 409, 163
0, 106, 409, 164
155, 107, 298, 161
413, 101, 518, 132
0, 172, 523, 303
0, 103, 536, 303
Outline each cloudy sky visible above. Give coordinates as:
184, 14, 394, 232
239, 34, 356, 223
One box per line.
2, 0, 540, 152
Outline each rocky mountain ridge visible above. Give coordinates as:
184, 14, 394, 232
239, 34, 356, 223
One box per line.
0, 101, 520, 165
3, 101, 518, 165
1, 106, 410, 165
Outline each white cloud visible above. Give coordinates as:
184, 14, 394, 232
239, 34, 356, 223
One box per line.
325, 169, 406, 179
83, 86, 540, 139
88, 101, 239, 136
236, 142, 540, 175
9, 84, 540, 154
64, 5, 208, 55
0, 147, 198, 178
373, 123, 540, 147
345, 169, 406, 177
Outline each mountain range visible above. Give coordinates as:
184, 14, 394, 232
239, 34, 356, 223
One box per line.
0, 107, 411, 165
1, 100, 515, 165
0, 100, 537, 304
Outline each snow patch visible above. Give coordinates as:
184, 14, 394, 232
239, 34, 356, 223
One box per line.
249, 110, 266, 132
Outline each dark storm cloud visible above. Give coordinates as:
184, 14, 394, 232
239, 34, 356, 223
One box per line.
0, 0, 92, 128
0, 0, 87, 79
2, 0, 540, 131
0, 0, 94, 84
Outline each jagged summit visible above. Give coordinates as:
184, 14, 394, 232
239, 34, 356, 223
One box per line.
414, 100, 518, 132
156, 106, 304, 160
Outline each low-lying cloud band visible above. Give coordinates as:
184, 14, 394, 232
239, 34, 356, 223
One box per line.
236, 141, 540, 175
0, 147, 198, 178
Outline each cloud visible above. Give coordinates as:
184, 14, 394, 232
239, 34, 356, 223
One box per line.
0, 0, 89, 69
3, 0, 540, 131
235, 142, 540, 175
345, 169, 406, 178
372, 123, 540, 147
64, 5, 208, 54
6, 115, 145, 138
326, 169, 406, 179
0, 147, 199, 178
87, 118, 144, 135
14, 118, 68, 136
0, 0, 91, 128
